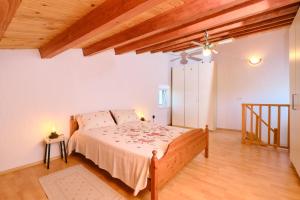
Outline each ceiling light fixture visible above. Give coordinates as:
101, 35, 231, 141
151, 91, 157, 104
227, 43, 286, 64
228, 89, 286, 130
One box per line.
203, 48, 212, 57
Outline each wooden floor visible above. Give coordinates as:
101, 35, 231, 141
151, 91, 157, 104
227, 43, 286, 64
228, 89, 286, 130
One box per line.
1, 130, 300, 200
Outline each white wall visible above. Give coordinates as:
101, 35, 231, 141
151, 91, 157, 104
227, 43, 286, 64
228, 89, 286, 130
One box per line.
0, 49, 170, 171
215, 28, 290, 130
0, 28, 291, 171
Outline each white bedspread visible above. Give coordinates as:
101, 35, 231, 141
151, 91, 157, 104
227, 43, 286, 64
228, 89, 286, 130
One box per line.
68, 121, 188, 195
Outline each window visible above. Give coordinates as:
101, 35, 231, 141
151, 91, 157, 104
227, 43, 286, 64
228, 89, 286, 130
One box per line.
158, 85, 169, 108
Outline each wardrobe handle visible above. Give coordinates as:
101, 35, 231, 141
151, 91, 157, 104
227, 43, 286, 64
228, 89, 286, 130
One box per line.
292, 94, 297, 110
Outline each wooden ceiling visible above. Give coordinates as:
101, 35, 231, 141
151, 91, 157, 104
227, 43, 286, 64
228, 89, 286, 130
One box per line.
0, 0, 299, 58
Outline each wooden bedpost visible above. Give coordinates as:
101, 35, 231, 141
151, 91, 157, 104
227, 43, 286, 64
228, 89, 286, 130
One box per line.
70, 116, 79, 137
151, 150, 158, 200
205, 125, 209, 158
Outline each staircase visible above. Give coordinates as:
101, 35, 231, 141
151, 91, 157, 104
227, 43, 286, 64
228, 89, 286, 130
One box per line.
241, 104, 290, 149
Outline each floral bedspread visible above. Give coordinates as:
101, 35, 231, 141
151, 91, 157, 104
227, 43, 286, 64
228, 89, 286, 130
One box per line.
98, 121, 188, 156
68, 121, 189, 195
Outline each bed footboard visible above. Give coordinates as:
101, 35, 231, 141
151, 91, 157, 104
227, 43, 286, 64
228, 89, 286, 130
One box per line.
150, 125, 209, 200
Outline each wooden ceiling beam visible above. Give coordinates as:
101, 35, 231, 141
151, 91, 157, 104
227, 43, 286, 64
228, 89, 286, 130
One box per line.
163, 36, 227, 52
0, 0, 21, 41
231, 20, 293, 37
136, 25, 235, 54
153, 43, 196, 53
115, 0, 300, 54
229, 16, 294, 34
136, 22, 244, 54
153, 36, 225, 53
169, 19, 293, 52
155, 14, 295, 53
83, 0, 257, 56
160, 36, 227, 53
38, 0, 165, 58
172, 22, 291, 53
135, 5, 299, 54
170, 44, 198, 53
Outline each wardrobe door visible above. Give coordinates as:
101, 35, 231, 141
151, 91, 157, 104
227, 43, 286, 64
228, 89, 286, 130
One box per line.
198, 62, 217, 130
184, 65, 199, 128
290, 20, 297, 172
172, 66, 185, 126
292, 10, 300, 175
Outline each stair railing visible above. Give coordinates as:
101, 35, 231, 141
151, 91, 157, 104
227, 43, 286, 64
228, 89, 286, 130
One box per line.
241, 104, 290, 149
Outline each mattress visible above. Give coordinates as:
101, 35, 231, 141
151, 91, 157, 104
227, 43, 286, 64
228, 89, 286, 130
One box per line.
68, 121, 189, 195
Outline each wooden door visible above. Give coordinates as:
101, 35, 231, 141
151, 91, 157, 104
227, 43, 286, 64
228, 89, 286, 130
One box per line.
171, 66, 185, 126
184, 64, 199, 128
290, 9, 300, 176
293, 9, 300, 175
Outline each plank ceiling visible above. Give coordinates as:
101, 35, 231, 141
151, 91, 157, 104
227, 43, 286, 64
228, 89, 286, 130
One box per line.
0, 0, 184, 48
0, 0, 299, 58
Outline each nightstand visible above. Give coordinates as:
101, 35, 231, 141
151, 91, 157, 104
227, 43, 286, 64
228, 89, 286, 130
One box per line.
44, 135, 67, 169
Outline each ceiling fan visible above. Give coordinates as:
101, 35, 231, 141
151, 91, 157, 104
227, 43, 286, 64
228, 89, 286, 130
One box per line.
191, 31, 219, 57
170, 31, 234, 64
169, 51, 202, 64
190, 31, 234, 57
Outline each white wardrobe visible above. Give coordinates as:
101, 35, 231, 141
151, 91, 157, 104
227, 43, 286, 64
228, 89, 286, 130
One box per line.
171, 62, 217, 130
289, 8, 300, 176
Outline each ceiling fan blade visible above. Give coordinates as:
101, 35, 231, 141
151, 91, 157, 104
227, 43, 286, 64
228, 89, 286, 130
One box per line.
170, 57, 181, 62
188, 48, 202, 53
191, 41, 204, 47
209, 43, 215, 49
212, 49, 219, 54
217, 38, 234, 45
189, 56, 202, 61
168, 53, 180, 56
189, 49, 202, 56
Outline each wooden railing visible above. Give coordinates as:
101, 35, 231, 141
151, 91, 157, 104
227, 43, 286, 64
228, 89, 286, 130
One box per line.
241, 104, 290, 149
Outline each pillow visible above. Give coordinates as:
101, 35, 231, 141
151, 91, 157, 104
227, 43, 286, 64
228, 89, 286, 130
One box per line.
76, 111, 116, 130
110, 109, 140, 125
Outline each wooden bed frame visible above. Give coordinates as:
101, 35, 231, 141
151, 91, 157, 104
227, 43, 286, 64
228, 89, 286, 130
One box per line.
69, 116, 209, 200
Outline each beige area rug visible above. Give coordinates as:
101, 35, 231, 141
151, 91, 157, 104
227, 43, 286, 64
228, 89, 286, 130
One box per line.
39, 165, 125, 200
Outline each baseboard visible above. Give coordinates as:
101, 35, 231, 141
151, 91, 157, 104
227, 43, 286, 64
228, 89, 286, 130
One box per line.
290, 161, 300, 179
216, 127, 241, 132
0, 156, 61, 175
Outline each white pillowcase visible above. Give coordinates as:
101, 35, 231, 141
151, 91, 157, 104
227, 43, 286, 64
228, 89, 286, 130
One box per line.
110, 109, 140, 125
76, 111, 116, 130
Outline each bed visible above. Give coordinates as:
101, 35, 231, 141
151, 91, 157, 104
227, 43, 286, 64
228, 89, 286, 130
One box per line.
68, 111, 209, 200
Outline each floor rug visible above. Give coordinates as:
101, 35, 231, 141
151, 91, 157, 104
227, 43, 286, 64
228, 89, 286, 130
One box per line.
39, 165, 125, 200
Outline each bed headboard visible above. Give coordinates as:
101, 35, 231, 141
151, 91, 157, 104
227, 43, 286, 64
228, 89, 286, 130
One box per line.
70, 116, 79, 137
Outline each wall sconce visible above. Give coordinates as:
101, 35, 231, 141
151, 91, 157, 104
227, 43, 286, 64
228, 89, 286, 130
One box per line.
248, 56, 262, 66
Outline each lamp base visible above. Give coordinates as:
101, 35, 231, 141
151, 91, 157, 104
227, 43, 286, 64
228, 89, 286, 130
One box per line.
49, 132, 59, 139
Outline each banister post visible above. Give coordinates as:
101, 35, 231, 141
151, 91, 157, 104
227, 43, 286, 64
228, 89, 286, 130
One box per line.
205, 125, 209, 158
259, 105, 262, 144
273, 128, 278, 148
241, 104, 246, 143
255, 115, 259, 142
151, 150, 158, 200
250, 105, 254, 143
